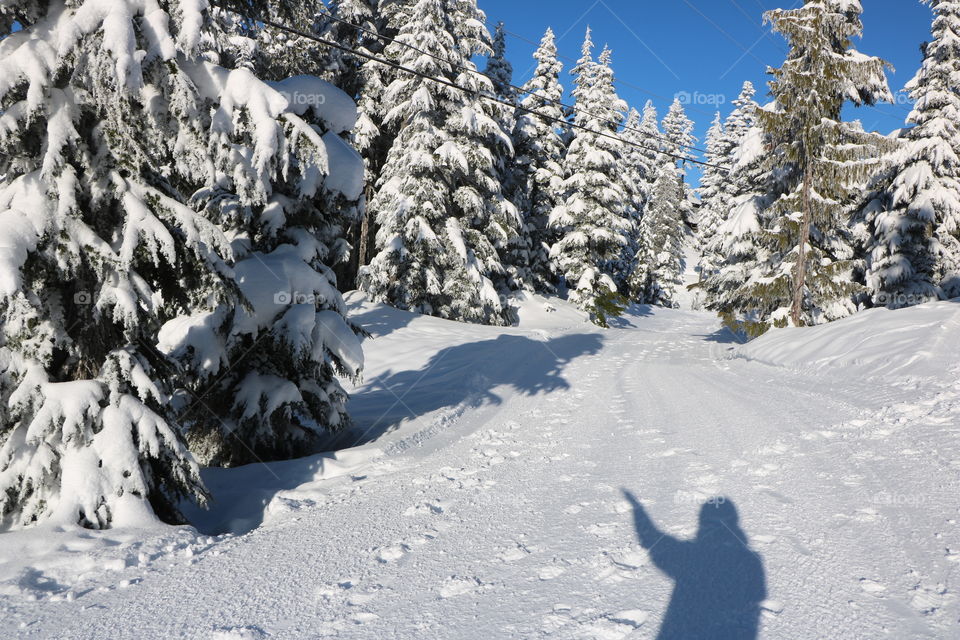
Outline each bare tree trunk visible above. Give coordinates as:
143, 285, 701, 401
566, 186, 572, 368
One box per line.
357, 185, 373, 270
791, 169, 813, 326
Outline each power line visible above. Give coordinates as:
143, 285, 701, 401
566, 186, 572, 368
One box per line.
311, 7, 711, 156
496, 25, 721, 122
208, 3, 729, 172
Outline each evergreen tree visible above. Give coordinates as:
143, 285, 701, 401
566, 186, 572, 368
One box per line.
510, 27, 566, 292
485, 22, 516, 105
629, 162, 688, 307
661, 98, 697, 164
728, 0, 892, 331
702, 123, 771, 332
715, 81, 760, 230
697, 113, 728, 267
482, 20, 525, 291
0, 0, 363, 526
698, 82, 760, 282
619, 108, 652, 264
550, 30, 631, 320
317, 0, 396, 289
724, 82, 759, 152
660, 98, 697, 228
359, 0, 520, 325
635, 101, 664, 204
315, 0, 381, 96
859, 0, 960, 305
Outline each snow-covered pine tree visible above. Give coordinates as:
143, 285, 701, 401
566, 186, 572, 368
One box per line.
236, 2, 329, 80
0, 0, 365, 526
734, 0, 893, 330
314, 0, 381, 95
509, 27, 566, 293
661, 98, 696, 163
697, 113, 728, 273
325, 0, 395, 288
629, 161, 688, 307
699, 83, 766, 325
660, 97, 697, 227
227, 0, 378, 292
618, 108, 653, 271
627, 96, 693, 305
482, 20, 526, 292
550, 31, 631, 321
634, 101, 664, 205
359, 0, 520, 325
485, 21, 516, 106
163, 70, 366, 468
724, 82, 759, 156
859, 0, 960, 305
697, 83, 759, 285
711, 81, 759, 239
701, 123, 771, 335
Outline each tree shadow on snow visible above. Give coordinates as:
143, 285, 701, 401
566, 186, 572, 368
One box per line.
182, 452, 358, 536
607, 304, 655, 328
622, 491, 767, 639
699, 325, 748, 345
184, 333, 603, 536
346, 300, 418, 338
333, 333, 605, 448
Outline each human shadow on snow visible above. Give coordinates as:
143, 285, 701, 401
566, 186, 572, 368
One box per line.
337, 333, 605, 448
623, 491, 767, 640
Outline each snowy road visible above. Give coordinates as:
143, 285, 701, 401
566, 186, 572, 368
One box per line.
3, 298, 959, 638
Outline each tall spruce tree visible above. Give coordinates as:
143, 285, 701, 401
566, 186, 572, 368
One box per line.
698, 82, 760, 282
485, 22, 516, 105
0, 0, 363, 526
635, 101, 664, 204
550, 30, 631, 320
619, 107, 654, 270
629, 161, 688, 307
510, 27, 566, 292
482, 20, 525, 291
359, 0, 520, 325
660, 98, 697, 229
702, 122, 771, 334
730, 0, 893, 331
859, 0, 960, 305
697, 113, 728, 271
661, 98, 696, 164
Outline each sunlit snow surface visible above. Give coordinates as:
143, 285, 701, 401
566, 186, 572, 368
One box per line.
2, 294, 959, 638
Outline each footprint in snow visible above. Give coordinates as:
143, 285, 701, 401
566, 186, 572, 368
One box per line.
403, 500, 447, 517
498, 544, 531, 563
859, 578, 886, 595
375, 544, 408, 563
909, 582, 950, 616
573, 611, 649, 640
537, 565, 566, 581
210, 626, 267, 640
438, 576, 486, 599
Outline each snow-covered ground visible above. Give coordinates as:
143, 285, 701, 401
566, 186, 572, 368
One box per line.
2, 295, 960, 639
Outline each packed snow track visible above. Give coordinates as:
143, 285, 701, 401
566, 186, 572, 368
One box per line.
2, 295, 959, 639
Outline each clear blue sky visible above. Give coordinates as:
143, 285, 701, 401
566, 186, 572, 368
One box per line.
478, 0, 933, 183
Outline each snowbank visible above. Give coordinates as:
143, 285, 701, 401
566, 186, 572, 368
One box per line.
735, 300, 960, 380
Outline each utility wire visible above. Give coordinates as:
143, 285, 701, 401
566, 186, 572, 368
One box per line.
496, 25, 720, 122
310, 7, 711, 156
209, 2, 730, 172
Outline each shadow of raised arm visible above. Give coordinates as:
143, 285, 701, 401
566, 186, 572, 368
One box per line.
622, 489, 685, 579
621, 490, 767, 640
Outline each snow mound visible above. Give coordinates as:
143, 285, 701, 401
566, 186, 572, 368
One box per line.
511, 290, 591, 331
735, 300, 960, 380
